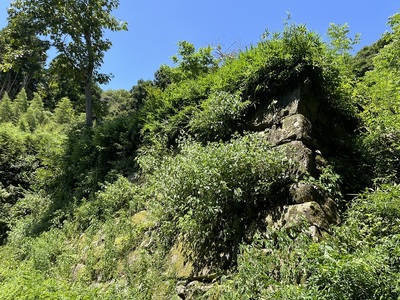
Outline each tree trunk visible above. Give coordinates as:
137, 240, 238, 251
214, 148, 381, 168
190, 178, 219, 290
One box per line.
85, 76, 93, 126
84, 27, 94, 127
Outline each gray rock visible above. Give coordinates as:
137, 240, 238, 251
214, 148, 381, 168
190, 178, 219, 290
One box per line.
249, 83, 320, 131
176, 283, 186, 299
250, 87, 301, 130
265, 201, 333, 232
289, 182, 320, 204
277, 141, 315, 175
183, 281, 212, 300
265, 114, 313, 146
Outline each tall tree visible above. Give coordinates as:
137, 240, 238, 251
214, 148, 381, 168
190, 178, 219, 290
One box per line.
101, 88, 133, 118
159, 41, 219, 84
130, 79, 154, 110
8, 0, 127, 126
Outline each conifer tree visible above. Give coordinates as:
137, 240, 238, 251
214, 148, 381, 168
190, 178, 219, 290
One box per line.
54, 97, 75, 124
23, 92, 45, 131
0, 92, 14, 123
13, 88, 29, 121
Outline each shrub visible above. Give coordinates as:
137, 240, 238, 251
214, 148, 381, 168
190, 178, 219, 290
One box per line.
53, 97, 76, 125
0, 92, 14, 123
336, 184, 400, 250
53, 114, 140, 206
140, 133, 295, 269
189, 91, 251, 142
74, 176, 144, 229
357, 13, 400, 184
139, 22, 339, 149
205, 184, 400, 299
0, 124, 42, 241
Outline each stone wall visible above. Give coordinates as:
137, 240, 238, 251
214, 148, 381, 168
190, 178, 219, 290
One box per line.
249, 83, 340, 241
172, 83, 342, 298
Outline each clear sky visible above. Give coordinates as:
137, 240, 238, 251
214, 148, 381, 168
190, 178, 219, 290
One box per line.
0, 1, 399, 91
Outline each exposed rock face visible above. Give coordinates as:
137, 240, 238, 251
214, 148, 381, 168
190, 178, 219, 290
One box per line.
277, 141, 316, 175
169, 83, 342, 296
250, 84, 319, 131
265, 114, 314, 146
249, 83, 341, 238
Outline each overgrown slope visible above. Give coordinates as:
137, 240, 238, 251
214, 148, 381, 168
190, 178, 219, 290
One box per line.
0, 18, 399, 299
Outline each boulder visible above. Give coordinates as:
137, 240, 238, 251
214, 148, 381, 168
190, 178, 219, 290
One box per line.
182, 281, 212, 300
277, 141, 315, 175
265, 114, 314, 146
250, 87, 301, 130
318, 196, 341, 225
165, 239, 217, 281
167, 240, 194, 279
289, 183, 341, 225
249, 83, 320, 131
289, 182, 321, 204
265, 201, 332, 231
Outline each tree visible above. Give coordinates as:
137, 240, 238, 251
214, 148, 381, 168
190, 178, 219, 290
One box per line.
155, 41, 219, 85
154, 65, 173, 90
101, 89, 133, 118
0, 25, 48, 99
130, 79, 154, 110
0, 92, 13, 123
13, 88, 29, 121
352, 36, 390, 77
8, 0, 127, 126
54, 97, 76, 125
326, 23, 360, 77
23, 92, 46, 131
40, 56, 85, 110
171, 41, 218, 80
327, 23, 360, 56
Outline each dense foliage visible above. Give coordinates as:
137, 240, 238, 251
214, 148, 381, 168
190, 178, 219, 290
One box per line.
206, 184, 400, 299
357, 13, 400, 184
0, 11, 399, 299
140, 134, 295, 269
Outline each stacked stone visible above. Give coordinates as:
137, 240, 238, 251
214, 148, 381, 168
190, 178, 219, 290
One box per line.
250, 84, 340, 241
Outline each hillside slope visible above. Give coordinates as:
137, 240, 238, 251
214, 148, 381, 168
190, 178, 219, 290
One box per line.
0, 19, 399, 299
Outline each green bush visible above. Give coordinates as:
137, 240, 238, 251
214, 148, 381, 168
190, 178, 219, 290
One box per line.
74, 176, 144, 229
336, 184, 400, 251
138, 21, 360, 154
0, 245, 100, 299
53, 114, 140, 207
138, 76, 211, 146
189, 91, 251, 141
140, 133, 295, 269
206, 184, 400, 299
0, 123, 41, 241
53, 97, 76, 125
307, 243, 399, 299
357, 13, 400, 184
0, 93, 14, 123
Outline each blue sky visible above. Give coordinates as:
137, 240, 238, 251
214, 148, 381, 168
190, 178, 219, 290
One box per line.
0, 1, 399, 91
